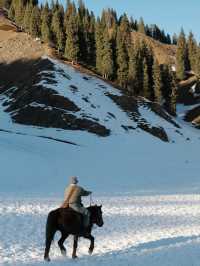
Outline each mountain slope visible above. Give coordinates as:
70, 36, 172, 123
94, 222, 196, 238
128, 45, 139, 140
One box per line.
0, 14, 200, 196
0, 56, 190, 141
0, 56, 200, 196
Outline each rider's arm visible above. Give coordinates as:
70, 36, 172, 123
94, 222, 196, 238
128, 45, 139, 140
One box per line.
80, 187, 92, 196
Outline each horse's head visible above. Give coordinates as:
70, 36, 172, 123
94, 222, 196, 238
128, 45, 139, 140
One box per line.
88, 205, 104, 227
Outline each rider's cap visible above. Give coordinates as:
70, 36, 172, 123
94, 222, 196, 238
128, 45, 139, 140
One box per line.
70, 176, 78, 184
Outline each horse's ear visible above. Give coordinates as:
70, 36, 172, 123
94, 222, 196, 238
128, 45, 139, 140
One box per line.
100, 205, 102, 208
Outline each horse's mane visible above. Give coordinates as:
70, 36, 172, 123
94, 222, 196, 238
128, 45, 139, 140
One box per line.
87, 205, 100, 210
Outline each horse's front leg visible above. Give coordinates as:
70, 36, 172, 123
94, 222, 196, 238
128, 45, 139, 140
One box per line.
84, 234, 94, 255
72, 236, 78, 259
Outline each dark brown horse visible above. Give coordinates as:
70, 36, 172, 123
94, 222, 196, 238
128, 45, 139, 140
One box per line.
44, 205, 104, 261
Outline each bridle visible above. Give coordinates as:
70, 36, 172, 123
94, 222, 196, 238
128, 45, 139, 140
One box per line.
88, 205, 103, 227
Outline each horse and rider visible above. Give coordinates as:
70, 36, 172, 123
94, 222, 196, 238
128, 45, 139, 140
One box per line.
44, 176, 104, 261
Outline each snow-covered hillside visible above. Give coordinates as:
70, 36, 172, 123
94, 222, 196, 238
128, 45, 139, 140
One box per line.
0, 57, 200, 196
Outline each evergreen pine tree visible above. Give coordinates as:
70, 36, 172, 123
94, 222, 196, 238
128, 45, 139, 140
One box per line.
161, 64, 174, 113
194, 46, 200, 76
172, 33, 178, 45
87, 11, 96, 66
138, 17, 145, 34
15, 0, 25, 27
101, 28, 113, 79
23, 2, 33, 33
143, 57, 151, 99
0, 0, 11, 9
41, 3, 51, 43
176, 29, 187, 80
51, 9, 64, 52
95, 18, 104, 73
64, 9, 79, 63
153, 60, 163, 104
116, 28, 129, 88
64, 0, 76, 30
8, 3, 15, 20
119, 14, 131, 48
30, 5, 41, 37
170, 74, 177, 116
187, 31, 197, 72
128, 44, 139, 95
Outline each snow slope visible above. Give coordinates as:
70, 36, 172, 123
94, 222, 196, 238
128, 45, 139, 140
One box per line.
0, 57, 200, 196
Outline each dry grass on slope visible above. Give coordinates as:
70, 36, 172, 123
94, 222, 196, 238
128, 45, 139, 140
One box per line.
0, 14, 48, 63
131, 31, 176, 65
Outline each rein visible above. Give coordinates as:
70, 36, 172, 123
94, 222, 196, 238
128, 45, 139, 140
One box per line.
89, 193, 94, 206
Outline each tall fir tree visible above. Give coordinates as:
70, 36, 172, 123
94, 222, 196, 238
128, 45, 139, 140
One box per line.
30, 5, 41, 38
14, 0, 25, 27
138, 17, 145, 34
51, 9, 65, 52
194, 46, 200, 76
101, 28, 113, 79
176, 29, 187, 80
128, 44, 139, 95
23, 2, 33, 33
64, 0, 76, 30
41, 2, 51, 43
0, 0, 11, 9
64, 9, 79, 63
170, 73, 177, 116
172, 33, 178, 45
143, 57, 151, 99
8, 3, 15, 20
153, 60, 163, 104
161, 64, 175, 114
119, 13, 131, 49
116, 27, 129, 88
95, 18, 104, 73
187, 31, 197, 72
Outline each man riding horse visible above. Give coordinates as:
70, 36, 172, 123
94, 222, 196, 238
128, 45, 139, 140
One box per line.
44, 176, 103, 261
61, 176, 92, 228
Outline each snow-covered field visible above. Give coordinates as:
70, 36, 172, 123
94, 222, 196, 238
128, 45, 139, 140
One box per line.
1, 195, 200, 266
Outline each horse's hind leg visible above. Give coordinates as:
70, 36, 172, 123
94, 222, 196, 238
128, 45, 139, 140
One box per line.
72, 236, 78, 259
58, 232, 68, 256
44, 227, 56, 262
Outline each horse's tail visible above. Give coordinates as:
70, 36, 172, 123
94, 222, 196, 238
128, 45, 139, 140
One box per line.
44, 209, 59, 261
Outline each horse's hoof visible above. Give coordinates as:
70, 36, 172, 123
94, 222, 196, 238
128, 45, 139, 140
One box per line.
44, 256, 51, 262
72, 255, 78, 259
88, 248, 93, 255
61, 249, 66, 256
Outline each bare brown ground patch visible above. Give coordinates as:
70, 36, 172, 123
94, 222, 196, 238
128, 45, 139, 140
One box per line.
0, 14, 48, 63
